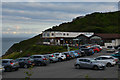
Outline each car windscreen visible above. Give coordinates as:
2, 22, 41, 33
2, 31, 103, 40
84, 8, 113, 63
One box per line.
55, 54, 59, 56
81, 49, 89, 51
2, 61, 8, 63
91, 59, 97, 62
19, 59, 26, 61
107, 46, 113, 48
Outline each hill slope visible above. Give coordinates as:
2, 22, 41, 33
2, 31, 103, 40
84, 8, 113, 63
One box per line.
45, 11, 120, 33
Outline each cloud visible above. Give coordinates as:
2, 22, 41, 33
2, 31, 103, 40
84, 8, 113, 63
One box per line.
2, 2, 118, 37
2, 0, 120, 2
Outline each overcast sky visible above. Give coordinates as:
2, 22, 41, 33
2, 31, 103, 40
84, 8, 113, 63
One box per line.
2, 2, 118, 38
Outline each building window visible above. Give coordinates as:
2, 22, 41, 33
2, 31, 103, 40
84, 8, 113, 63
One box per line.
52, 33, 54, 36
47, 33, 50, 36
63, 33, 65, 35
67, 33, 69, 36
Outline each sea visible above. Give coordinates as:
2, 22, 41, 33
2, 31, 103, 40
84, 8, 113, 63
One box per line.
2, 37, 29, 55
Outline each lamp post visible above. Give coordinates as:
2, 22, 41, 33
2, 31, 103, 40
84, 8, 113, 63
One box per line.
67, 44, 70, 52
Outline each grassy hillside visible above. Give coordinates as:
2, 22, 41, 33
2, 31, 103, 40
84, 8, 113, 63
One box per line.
3, 45, 78, 59
45, 11, 120, 33
3, 34, 77, 59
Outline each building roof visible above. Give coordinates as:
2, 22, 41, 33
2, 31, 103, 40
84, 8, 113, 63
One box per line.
92, 33, 120, 39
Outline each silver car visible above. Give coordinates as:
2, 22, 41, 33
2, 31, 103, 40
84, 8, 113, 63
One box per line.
2, 59, 19, 72
74, 58, 106, 70
94, 56, 117, 67
30, 55, 49, 66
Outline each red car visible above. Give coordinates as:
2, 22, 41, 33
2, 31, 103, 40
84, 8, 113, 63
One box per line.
90, 47, 100, 53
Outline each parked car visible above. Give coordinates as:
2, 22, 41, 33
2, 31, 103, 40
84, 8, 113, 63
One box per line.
111, 51, 120, 60
90, 47, 100, 53
115, 45, 120, 50
69, 51, 79, 58
74, 58, 106, 70
2, 59, 19, 72
68, 51, 75, 59
92, 45, 102, 51
62, 52, 71, 60
30, 55, 49, 66
0, 64, 5, 73
46, 54, 58, 63
75, 50, 85, 57
94, 56, 116, 67
80, 45, 87, 48
106, 46, 115, 53
15, 57, 35, 68
80, 48, 94, 56
53, 53, 66, 62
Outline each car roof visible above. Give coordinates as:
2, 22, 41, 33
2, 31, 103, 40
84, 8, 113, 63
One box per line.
98, 55, 112, 57
53, 53, 60, 54
18, 57, 29, 59
2, 59, 13, 61
77, 58, 93, 60
31, 55, 43, 56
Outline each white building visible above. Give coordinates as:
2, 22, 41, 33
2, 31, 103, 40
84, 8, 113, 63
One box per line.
42, 31, 94, 38
42, 31, 94, 45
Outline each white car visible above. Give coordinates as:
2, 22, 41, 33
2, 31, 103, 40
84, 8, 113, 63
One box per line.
94, 55, 117, 67
53, 53, 66, 62
106, 46, 115, 53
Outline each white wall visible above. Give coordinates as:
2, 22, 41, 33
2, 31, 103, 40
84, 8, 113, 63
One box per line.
42, 31, 94, 38
115, 39, 120, 46
104, 39, 120, 48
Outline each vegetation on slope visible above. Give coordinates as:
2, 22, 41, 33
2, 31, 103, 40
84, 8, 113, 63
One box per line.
45, 11, 120, 33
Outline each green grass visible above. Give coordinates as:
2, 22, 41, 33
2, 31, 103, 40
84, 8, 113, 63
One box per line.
3, 45, 78, 59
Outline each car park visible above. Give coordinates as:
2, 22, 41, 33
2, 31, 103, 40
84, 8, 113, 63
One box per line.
106, 46, 115, 53
15, 57, 35, 68
46, 54, 58, 63
2, 59, 19, 72
80, 48, 94, 56
74, 58, 106, 70
30, 55, 49, 66
94, 56, 116, 67
53, 53, 66, 62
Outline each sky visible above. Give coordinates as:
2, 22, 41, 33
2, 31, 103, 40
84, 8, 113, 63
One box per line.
1, 2, 119, 38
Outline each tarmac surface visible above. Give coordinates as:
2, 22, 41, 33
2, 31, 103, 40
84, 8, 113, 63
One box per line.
2, 49, 119, 79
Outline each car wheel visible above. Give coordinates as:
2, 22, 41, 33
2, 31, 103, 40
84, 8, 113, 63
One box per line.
50, 60, 53, 63
93, 65, 99, 70
75, 64, 81, 69
106, 63, 112, 67
5, 67, 12, 72
15, 67, 19, 71
58, 58, 62, 62
24, 64, 28, 68
79, 53, 82, 57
